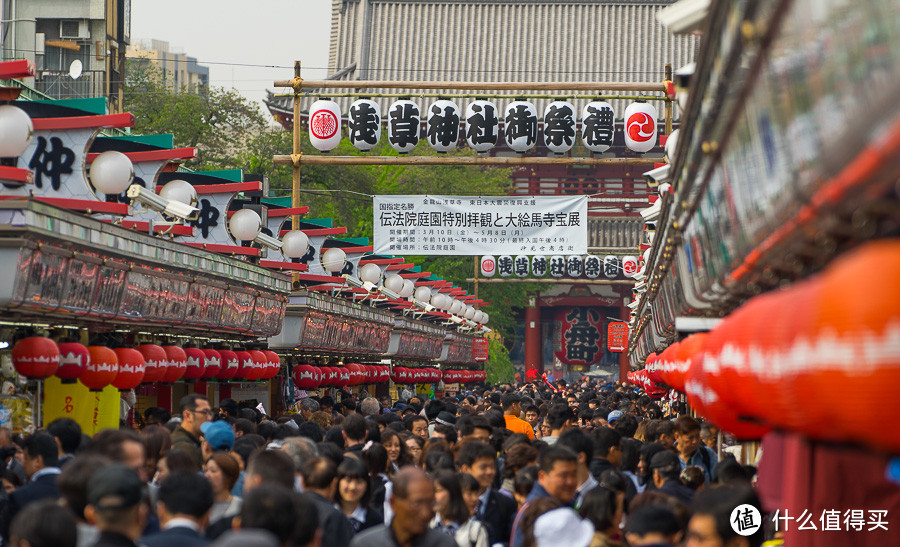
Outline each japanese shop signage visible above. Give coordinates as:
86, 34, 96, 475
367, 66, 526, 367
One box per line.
607, 322, 629, 352
473, 338, 489, 362
374, 195, 587, 255
554, 307, 604, 367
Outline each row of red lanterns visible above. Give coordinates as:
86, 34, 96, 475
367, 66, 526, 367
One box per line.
9, 339, 282, 391
639, 240, 900, 451
625, 369, 667, 399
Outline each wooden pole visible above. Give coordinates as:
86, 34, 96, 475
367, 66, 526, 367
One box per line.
466, 278, 635, 285
274, 79, 667, 93
291, 61, 302, 289
273, 155, 658, 167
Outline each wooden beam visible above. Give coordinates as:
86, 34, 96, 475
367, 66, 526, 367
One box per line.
274, 79, 667, 93
273, 155, 658, 167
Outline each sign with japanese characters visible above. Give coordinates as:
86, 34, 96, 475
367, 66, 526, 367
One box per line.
555, 307, 604, 367
373, 195, 587, 255
607, 322, 629, 352
473, 338, 489, 361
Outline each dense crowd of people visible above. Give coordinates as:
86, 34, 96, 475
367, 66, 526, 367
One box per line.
0, 379, 766, 547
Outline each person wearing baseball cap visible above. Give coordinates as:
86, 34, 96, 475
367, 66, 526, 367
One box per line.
201, 420, 235, 463
84, 464, 147, 547
649, 451, 695, 506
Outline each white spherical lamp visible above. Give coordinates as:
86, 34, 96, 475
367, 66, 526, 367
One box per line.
229, 209, 262, 241
159, 179, 198, 206
474, 311, 486, 323
450, 300, 464, 315
321, 247, 347, 272
384, 274, 404, 293
431, 293, 448, 310
464, 306, 476, 320
89, 150, 134, 195
281, 230, 310, 258
414, 286, 432, 303
482, 313, 490, 325
359, 263, 382, 284
400, 279, 415, 298
0, 105, 34, 158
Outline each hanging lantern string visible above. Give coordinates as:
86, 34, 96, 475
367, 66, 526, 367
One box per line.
282, 91, 659, 101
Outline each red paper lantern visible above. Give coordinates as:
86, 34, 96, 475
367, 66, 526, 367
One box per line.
248, 350, 268, 381
11, 337, 60, 379
234, 351, 254, 381
161, 346, 187, 383
294, 364, 319, 389
201, 349, 222, 380
136, 344, 167, 383
312, 366, 324, 386
217, 350, 239, 381
338, 367, 351, 387
182, 348, 206, 381
56, 342, 89, 382
263, 350, 281, 380
82, 346, 118, 391
112, 348, 146, 390
345, 363, 362, 385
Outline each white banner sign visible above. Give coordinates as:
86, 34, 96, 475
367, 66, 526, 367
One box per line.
374, 195, 588, 255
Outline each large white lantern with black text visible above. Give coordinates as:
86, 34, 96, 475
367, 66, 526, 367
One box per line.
584, 255, 601, 279
514, 255, 530, 278
604, 255, 621, 279
566, 255, 583, 277
465, 100, 499, 152
497, 255, 514, 278
504, 101, 538, 152
348, 99, 381, 151
581, 102, 615, 153
549, 255, 566, 278
543, 101, 576, 154
308, 99, 342, 152
532, 256, 548, 277
624, 102, 658, 153
426, 100, 460, 152
387, 100, 420, 153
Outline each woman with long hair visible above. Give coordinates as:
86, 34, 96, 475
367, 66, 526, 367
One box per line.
579, 486, 624, 547
204, 452, 242, 526
335, 457, 383, 535
430, 471, 489, 547
380, 429, 414, 473
400, 432, 425, 468
140, 425, 172, 482
362, 442, 390, 511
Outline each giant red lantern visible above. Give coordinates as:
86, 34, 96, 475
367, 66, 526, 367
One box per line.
201, 349, 222, 380
217, 350, 239, 381
136, 344, 167, 383
294, 364, 319, 389
82, 346, 118, 391
345, 363, 363, 385
161, 346, 187, 383
182, 348, 206, 382
11, 337, 60, 379
112, 348, 146, 390
56, 342, 89, 382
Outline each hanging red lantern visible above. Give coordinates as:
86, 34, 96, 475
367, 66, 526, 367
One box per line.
345, 363, 361, 385
338, 367, 351, 387
56, 342, 89, 382
262, 350, 281, 380
234, 351, 254, 381
111, 348, 145, 390
11, 336, 60, 379
311, 366, 323, 386
161, 346, 187, 383
201, 349, 222, 380
217, 350, 239, 381
136, 344, 167, 383
82, 346, 118, 391
182, 348, 206, 382
248, 350, 268, 381
294, 364, 319, 389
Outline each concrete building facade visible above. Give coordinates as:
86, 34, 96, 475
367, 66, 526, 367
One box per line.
127, 39, 209, 91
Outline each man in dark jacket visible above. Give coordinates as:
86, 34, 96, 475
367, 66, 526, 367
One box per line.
142, 471, 213, 547
0, 432, 61, 542
171, 394, 212, 469
650, 451, 696, 506
84, 465, 147, 547
589, 427, 622, 480
299, 457, 353, 547
458, 441, 517, 547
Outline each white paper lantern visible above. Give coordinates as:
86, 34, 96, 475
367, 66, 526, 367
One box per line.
281, 230, 310, 258
321, 247, 347, 272
482, 313, 489, 325
543, 101, 577, 154
0, 105, 33, 158
89, 150, 134, 195
387, 100, 420, 153
581, 102, 615, 153
464, 306, 476, 320
624, 102, 658, 153
480, 255, 497, 277
514, 255, 530, 278
531, 256, 548, 277
498, 255, 513, 278
665, 128, 679, 164
359, 262, 382, 284
400, 279, 415, 298
426, 100, 460, 152
622, 255, 639, 278
465, 100, 499, 152
308, 99, 342, 152
384, 274, 404, 293
348, 99, 381, 151
603, 255, 621, 279
414, 286, 433, 303
159, 179, 198, 207
504, 101, 538, 152
584, 255, 601, 279
566, 255, 584, 277
229, 209, 262, 242
549, 255, 566, 278
474, 311, 486, 324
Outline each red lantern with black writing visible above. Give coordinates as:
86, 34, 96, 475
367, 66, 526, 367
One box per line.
136, 344, 167, 383
11, 337, 60, 379
217, 350, 239, 381
182, 348, 206, 382
161, 346, 187, 384
555, 307, 605, 367
201, 349, 222, 380
112, 348, 145, 390
56, 342, 89, 382
82, 346, 118, 391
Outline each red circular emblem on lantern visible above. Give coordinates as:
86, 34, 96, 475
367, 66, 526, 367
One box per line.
182, 348, 206, 381
112, 348, 145, 390
217, 349, 239, 381
627, 112, 655, 143
11, 337, 60, 379
136, 344, 167, 383
82, 346, 119, 391
161, 346, 187, 383
201, 349, 222, 379
310, 109, 338, 139
56, 342, 89, 382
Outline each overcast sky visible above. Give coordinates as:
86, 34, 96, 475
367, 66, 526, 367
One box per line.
131, 0, 333, 117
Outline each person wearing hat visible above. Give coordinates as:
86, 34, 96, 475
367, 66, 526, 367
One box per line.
533, 507, 594, 547
606, 410, 623, 424
649, 451, 695, 506
84, 464, 147, 547
200, 420, 235, 464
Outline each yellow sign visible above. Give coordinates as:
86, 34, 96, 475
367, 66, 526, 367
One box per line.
44, 377, 119, 435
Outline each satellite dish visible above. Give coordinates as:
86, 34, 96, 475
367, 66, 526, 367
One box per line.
68, 60, 83, 80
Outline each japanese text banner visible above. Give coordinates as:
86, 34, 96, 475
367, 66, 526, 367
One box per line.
374, 195, 588, 255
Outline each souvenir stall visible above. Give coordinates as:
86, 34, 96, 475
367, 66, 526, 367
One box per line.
628, 1, 900, 544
